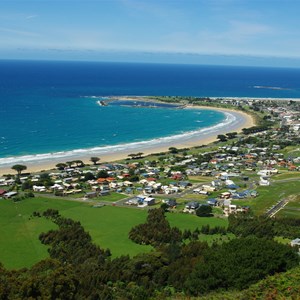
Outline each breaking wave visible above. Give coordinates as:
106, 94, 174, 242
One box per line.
0, 112, 238, 167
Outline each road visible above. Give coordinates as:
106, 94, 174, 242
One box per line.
265, 199, 289, 217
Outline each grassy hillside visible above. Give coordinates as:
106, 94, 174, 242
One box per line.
0, 197, 228, 269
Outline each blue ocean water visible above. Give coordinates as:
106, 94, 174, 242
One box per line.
1, 60, 300, 163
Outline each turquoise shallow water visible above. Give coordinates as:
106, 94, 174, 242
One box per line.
1, 60, 299, 166
0, 94, 224, 158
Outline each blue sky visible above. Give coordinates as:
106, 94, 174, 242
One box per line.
1, 0, 300, 67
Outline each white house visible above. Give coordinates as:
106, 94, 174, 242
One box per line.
33, 185, 47, 192
291, 238, 300, 247
259, 177, 270, 186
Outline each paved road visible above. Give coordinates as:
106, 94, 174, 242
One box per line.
265, 199, 289, 217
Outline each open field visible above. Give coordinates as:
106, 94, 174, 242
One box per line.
271, 171, 300, 181
0, 196, 228, 270
231, 179, 300, 215
276, 196, 300, 218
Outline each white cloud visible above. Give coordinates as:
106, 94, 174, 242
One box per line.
0, 27, 40, 37
26, 15, 38, 20
228, 20, 272, 38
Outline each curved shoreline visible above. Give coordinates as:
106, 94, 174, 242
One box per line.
0, 105, 255, 175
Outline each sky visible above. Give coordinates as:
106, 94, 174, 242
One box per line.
1, 0, 300, 67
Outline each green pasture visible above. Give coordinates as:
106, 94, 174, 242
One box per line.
167, 212, 228, 230
0, 196, 228, 270
231, 179, 300, 215
279, 145, 300, 157
272, 171, 300, 181
277, 197, 300, 218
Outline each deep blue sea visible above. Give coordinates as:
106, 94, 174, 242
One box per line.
1, 60, 300, 165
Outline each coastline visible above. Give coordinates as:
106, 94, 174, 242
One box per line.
0, 104, 255, 176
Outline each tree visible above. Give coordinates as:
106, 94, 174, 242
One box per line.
84, 172, 95, 181
129, 208, 182, 246
226, 132, 237, 139
90, 157, 100, 165
185, 237, 299, 295
97, 170, 109, 178
196, 205, 213, 217
73, 160, 84, 167
128, 153, 144, 159
56, 163, 67, 170
66, 161, 73, 168
11, 164, 27, 176
136, 152, 144, 158
217, 134, 227, 142
160, 203, 169, 212
169, 147, 178, 154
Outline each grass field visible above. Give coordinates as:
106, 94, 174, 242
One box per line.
277, 196, 300, 218
231, 180, 300, 215
0, 196, 228, 270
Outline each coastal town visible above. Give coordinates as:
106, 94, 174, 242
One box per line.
3, 0, 300, 297
1, 97, 300, 220
2, 96, 300, 299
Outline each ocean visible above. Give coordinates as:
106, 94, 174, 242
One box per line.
1, 60, 300, 166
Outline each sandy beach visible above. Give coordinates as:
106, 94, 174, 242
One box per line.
0, 104, 255, 176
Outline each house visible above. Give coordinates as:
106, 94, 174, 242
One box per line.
164, 199, 177, 208
185, 201, 200, 210
257, 170, 272, 177
0, 189, 7, 197
202, 185, 216, 192
85, 191, 97, 198
290, 238, 300, 247
33, 185, 47, 192
259, 177, 270, 186
125, 187, 133, 194
178, 181, 192, 188
3, 191, 18, 199
144, 186, 154, 194
211, 180, 222, 188
226, 184, 239, 189
126, 198, 140, 205
220, 192, 231, 199
199, 190, 209, 195
99, 190, 110, 196
143, 197, 155, 206
207, 198, 218, 206
136, 195, 155, 207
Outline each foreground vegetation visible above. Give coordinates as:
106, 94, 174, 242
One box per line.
0, 197, 228, 269
0, 208, 298, 299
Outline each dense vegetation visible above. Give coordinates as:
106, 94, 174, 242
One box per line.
0, 209, 298, 299
228, 213, 300, 239
129, 208, 182, 246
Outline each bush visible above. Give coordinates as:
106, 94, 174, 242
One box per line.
196, 205, 213, 217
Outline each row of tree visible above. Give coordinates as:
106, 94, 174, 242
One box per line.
228, 213, 300, 239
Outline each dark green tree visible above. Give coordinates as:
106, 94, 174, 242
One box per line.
129, 208, 182, 246
90, 157, 100, 165
56, 163, 67, 170
185, 237, 299, 296
11, 164, 27, 176
196, 205, 213, 217
226, 132, 237, 139
169, 147, 178, 154
217, 134, 227, 142
97, 170, 109, 178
